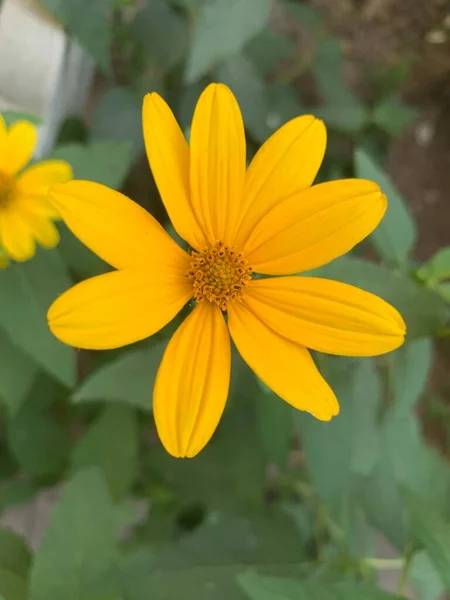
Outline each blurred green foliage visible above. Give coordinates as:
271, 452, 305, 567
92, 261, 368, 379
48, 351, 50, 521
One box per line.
1, 0, 450, 599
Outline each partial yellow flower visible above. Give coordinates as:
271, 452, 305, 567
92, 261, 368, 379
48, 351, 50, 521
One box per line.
47, 83, 406, 458
0, 115, 72, 265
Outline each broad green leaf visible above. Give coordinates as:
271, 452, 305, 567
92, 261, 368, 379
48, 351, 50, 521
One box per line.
120, 514, 304, 600
71, 405, 139, 499
282, 0, 323, 29
392, 338, 432, 412
417, 246, 450, 285
313, 257, 449, 338
1, 111, 41, 126
408, 550, 445, 600
355, 149, 416, 265
313, 39, 370, 134
435, 281, 450, 303
0, 331, 37, 417
7, 403, 71, 479
39, 0, 111, 73
73, 343, 166, 410
360, 340, 449, 549
266, 84, 303, 127
186, 0, 272, 82
255, 380, 292, 467
131, 0, 187, 74
52, 140, 133, 190
0, 569, 27, 600
28, 468, 121, 600
245, 30, 293, 75
0, 529, 31, 579
0, 250, 75, 386
0, 481, 37, 514
237, 572, 404, 600
402, 489, 450, 591
91, 86, 143, 158
57, 223, 110, 279
316, 104, 369, 135
372, 95, 417, 136
216, 54, 270, 142
296, 359, 380, 523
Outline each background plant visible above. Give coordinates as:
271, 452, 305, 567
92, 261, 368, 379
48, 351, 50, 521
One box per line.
1, 1, 450, 599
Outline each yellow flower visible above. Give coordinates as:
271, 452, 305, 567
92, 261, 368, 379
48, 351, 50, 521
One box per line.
0, 115, 72, 265
47, 83, 406, 458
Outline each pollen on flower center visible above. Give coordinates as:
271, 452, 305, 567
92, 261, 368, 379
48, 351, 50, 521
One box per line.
0, 171, 14, 207
188, 241, 253, 311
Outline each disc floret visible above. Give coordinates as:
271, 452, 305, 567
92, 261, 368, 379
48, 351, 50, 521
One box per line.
188, 241, 252, 311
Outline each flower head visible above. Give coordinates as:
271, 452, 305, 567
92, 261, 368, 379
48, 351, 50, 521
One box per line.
0, 115, 72, 265
47, 83, 406, 458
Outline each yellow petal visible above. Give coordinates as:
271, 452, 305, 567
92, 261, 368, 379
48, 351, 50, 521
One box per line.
15, 160, 73, 220
17, 160, 73, 194
232, 115, 326, 247
154, 302, 231, 458
190, 83, 246, 245
228, 299, 338, 420
48, 267, 193, 350
245, 179, 387, 275
0, 121, 37, 175
245, 276, 406, 357
143, 93, 206, 250
48, 180, 190, 271
26, 214, 60, 248
0, 209, 35, 261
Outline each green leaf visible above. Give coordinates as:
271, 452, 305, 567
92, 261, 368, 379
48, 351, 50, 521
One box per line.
216, 54, 270, 142
131, 0, 187, 74
186, 0, 272, 82
245, 30, 293, 75
392, 338, 432, 412
0, 529, 31, 579
0, 569, 27, 600
71, 405, 139, 499
355, 149, 416, 265
372, 95, 417, 136
0, 331, 37, 417
7, 403, 71, 479
73, 343, 166, 410
237, 572, 404, 600
283, 1, 323, 29
0, 481, 37, 514
408, 550, 445, 600
91, 86, 143, 158
255, 380, 292, 467
266, 84, 303, 127
402, 489, 450, 591
360, 340, 448, 549
0, 250, 75, 386
313, 39, 370, 134
39, 0, 111, 73
313, 257, 449, 338
52, 140, 133, 190
296, 359, 380, 523
417, 246, 450, 285
1, 111, 41, 126
28, 468, 121, 600
120, 514, 304, 600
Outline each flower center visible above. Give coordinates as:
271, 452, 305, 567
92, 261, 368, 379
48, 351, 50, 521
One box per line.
188, 241, 253, 311
0, 171, 14, 207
